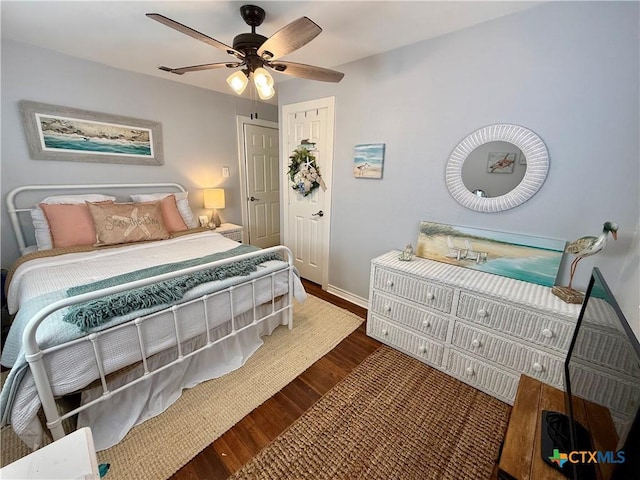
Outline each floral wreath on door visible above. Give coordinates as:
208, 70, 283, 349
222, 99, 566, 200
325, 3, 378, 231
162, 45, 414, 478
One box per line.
287, 140, 327, 197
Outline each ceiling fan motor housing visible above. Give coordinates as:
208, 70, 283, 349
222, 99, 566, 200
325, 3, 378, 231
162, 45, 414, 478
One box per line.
233, 33, 268, 72
233, 33, 267, 52
235, 5, 269, 71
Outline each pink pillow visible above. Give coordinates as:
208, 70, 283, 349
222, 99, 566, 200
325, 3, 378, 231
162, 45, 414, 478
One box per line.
39, 201, 113, 248
159, 195, 188, 232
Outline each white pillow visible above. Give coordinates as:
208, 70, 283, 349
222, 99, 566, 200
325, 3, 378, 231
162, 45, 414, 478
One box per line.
129, 192, 198, 229
31, 194, 117, 250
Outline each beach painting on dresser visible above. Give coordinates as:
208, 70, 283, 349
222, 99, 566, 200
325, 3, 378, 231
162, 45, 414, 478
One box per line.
415, 221, 566, 287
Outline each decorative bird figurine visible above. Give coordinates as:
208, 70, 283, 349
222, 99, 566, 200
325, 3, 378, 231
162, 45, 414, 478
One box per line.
565, 221, 618, 291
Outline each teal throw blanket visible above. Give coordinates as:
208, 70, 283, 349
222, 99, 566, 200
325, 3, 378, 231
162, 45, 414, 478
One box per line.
64, 244, 283, 332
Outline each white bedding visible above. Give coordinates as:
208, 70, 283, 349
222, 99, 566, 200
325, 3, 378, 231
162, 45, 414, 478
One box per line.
7, 231, 243, 314
1, 231, 305, 450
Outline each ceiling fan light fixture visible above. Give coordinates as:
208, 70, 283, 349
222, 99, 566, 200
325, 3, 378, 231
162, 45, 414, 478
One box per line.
257, 83, 276, 100
149, 8, 344, 100
253, 67, 274, 88
226, 70, 249, 95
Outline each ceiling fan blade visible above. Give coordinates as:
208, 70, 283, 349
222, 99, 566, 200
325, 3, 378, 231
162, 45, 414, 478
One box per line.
147, 13, 244, 58
159, 62, 242, 75
268, 61, 344, 83
257, 17, 322, 61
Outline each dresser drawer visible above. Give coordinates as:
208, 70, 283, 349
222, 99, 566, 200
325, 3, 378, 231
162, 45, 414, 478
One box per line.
456, 292, 574, 353
367, 315, 444, 367
452, 322, 564, 387
369, 291, 448, 341
446, 349, 519, 404
372, 266, 454, 313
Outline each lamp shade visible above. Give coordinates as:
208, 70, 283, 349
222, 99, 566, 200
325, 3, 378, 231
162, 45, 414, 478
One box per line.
253, 67, 274, 88
203, 188, 225, 209
226, 71, 248, 95
254, 67, 275, 100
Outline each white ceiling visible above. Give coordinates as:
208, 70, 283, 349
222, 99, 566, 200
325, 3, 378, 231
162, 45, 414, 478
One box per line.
1, 1, 542, 102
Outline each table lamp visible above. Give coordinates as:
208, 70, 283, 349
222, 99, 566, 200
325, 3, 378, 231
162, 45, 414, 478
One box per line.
203, 188, 225, 228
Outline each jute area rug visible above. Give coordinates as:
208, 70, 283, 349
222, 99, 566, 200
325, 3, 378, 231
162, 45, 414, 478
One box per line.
229, 346, 511, 480
0, 295, 363, 480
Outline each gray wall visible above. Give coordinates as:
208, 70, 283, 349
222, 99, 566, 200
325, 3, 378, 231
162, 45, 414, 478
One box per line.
1, 40, 276, 264
278, 2, 640, 330
1, 2, 638, 333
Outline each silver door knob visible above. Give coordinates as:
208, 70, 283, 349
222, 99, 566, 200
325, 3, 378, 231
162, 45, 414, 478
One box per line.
249, 196, 260, 201
312, 210, 324, 217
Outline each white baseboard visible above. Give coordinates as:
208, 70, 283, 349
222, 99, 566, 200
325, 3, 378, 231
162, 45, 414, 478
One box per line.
326, 284, 369, 310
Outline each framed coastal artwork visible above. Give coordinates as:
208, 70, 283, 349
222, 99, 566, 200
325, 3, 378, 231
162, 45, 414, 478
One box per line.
353, 143, 385, 178
487, 152, 516, 173
415, 221, 566, 287
19, 100, 164, 165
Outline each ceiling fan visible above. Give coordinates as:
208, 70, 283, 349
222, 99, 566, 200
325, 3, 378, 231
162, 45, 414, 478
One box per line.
147, 5, 344, 100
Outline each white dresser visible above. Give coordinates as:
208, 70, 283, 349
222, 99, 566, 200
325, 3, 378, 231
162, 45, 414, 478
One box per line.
367, 251, 582, 404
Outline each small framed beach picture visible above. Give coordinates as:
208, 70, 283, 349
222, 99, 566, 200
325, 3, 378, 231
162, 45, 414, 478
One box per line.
487, 152, 516, 173
19, 100, 164, 165
353, 143, 385, 179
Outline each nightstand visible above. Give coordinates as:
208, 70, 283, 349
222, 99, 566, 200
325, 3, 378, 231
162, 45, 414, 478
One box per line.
214, 223, 244, 242
0, 427, 100, 479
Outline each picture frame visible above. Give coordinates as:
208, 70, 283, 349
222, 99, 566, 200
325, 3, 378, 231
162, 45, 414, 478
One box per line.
415, 221, 566, 287
487, 152, 516, 173
353, 143, 385, 178
19, 100, 164, 165
198, 215, 209, 228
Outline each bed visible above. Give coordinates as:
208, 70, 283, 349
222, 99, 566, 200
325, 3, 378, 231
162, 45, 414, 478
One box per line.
1, 183, 305, 451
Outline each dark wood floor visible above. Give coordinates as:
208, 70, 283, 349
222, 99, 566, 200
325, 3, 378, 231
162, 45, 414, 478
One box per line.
170, 279, 381, 480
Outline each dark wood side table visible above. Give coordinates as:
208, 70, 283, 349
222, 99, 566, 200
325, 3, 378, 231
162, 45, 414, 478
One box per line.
497, 375, 618, 480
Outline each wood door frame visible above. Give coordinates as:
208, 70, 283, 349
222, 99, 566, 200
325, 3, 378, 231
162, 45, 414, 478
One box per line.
281, 97, 336, 290
236, 115, 279, 245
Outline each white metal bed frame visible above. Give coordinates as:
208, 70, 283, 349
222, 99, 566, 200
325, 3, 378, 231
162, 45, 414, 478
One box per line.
4, 183, 295, 445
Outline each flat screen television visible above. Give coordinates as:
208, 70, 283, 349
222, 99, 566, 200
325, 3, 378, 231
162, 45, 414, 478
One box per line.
541, 267, 640, 480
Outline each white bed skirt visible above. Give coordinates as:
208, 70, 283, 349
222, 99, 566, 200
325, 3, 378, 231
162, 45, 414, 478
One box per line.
78, 303, 287, 451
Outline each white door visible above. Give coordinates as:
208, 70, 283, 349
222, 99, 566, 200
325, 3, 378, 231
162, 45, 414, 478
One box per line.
244, 124, 280, 248
282, 98, 335, 287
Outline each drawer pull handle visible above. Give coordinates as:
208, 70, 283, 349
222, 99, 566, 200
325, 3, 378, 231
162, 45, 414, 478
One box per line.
422, 320, 431, 328
542, 328, 554, 338
533, 362, 544, 372
382, 329, 388, 336
477, 309, 488, 318
465, 366, 475, 376
471, 339, 481, 348
384, 305, 391, 312
386, 280, 394, 287
426, 292, 435, 300
418, 345, 427, 353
